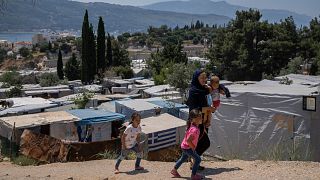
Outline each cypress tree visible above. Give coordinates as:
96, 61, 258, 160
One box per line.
65, 53, 80, 81
48, 41, 52, 51
106, 33, 112, 67
88, 24, 96, 82
81, 10, 89, 84
97, 16, 106, 78
57, 49, 64, 80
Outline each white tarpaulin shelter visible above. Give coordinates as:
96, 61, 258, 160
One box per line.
0, 111, 79, 142
115, 99, 161, 119
143, 84, 180, 98
141, 113, 186, 151
180, 78, 320, 161
0, 97, 59, 117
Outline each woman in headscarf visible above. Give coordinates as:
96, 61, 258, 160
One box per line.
186, 69, 215, 170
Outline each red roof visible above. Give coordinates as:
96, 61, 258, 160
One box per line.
15, 41, 32, 45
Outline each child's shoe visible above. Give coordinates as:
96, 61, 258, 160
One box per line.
114, 167, 120, 174
191, 173, 204, 180
135, 166, 144, 170
170, 169, 181, 178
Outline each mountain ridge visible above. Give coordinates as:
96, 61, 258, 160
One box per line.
141, 0, 312, 26
0, 0, 230, 33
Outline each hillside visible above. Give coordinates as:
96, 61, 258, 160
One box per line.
0, 0, 230, 33
142, 0, 312, 26
1, 159, 320, 179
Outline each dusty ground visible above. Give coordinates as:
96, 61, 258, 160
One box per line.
1, 159, 320, 180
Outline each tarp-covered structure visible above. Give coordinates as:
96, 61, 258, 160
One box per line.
67, 109, 126, 142
180, 78, 320, 161
115, 99, 162, 119
141, 113, 186, 152
143, 84, 180, 98
115, 98, 187, 119
0, 111, 79, 142
0, 97, 59, 117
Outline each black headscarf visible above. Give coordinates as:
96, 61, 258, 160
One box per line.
187, 69, 210, 111
189, 69, 208, 96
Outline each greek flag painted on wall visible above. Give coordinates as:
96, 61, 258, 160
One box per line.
148, 128, 177, 151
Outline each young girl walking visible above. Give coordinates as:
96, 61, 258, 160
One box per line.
115, 112, 144, 174
171, 109, 204, 180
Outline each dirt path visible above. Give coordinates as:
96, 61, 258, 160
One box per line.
1, 159, 320, 180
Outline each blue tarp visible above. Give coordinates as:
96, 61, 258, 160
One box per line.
67, 109, 126, 126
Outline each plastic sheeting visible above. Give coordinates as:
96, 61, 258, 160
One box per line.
141, 113, 186, 152
115, 99, 161, 119
180, 92, 319, 161
91, 123, 111, 142
147, 100, 187, 117
50, 122, 78, 142
67, 109, 125, 126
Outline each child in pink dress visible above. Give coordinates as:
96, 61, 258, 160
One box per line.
171, 109, 204, 180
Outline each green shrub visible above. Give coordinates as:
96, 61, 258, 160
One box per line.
12, 155, 38, 166
5, 85, 23, 98
0, 71, 22, 86
71, 92, 94, 109
39, 73, 60, 87
113, 66, 134, 79
96, 150, 118, 159
21, 73, 39, 84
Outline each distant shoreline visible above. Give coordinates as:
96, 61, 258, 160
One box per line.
0, 32, 38, 42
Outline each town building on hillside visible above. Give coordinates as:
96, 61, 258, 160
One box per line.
0, 40, 13, 51
13, 41, 32, 52
183, 44, 207, 57
188, 57, 210, 67
127, 48, 152, 60
32, 34, 48, 46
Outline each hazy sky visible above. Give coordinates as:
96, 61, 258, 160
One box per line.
74, 0, 320, 17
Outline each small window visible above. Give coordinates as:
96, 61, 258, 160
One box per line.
303, 96, 316, 111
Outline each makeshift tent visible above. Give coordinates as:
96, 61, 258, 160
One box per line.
0, 97, 59, 117
180, 79, 320, 161
115, 99, 161, 119
147, 100, 187, 117
143, 84, 180, 98
115, 98, 187, 119
141, 113, 186, 151
0, 111, 79, 142
67, 109, 126, 142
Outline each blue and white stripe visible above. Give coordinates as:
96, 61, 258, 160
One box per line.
148, 128, 177, 151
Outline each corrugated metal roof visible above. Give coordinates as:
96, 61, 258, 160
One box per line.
67, 109, 125, 125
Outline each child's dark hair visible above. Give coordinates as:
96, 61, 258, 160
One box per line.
187, 108, 202, 130
129, 112, 141, 124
